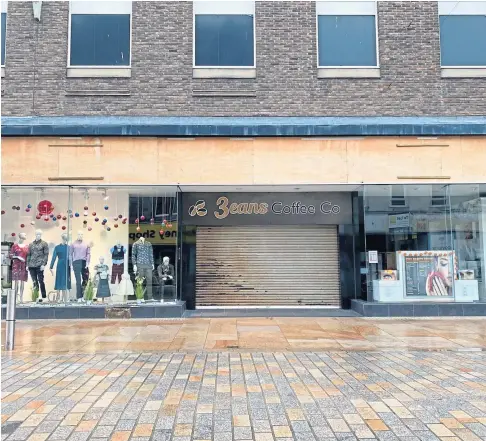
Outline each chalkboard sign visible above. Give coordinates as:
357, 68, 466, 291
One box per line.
403, 252, 454, 297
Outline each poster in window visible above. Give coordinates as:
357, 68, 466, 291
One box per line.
400, 251, 456, 298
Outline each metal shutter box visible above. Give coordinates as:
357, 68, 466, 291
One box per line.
196, 226, 340, 307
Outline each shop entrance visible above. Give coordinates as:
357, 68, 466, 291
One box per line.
195, 225, 340, 307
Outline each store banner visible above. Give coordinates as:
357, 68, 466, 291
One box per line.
388, 213, 410, 229
181, 192, 352, 226
128, 224, 177, 245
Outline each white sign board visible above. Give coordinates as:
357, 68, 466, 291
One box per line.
368, 250, 378, 264
389, 213, 410, 229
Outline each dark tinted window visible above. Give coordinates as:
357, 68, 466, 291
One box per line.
195, 14, 254, 66
318, 15, 377, 66
440, 15, 486, 66
70, 14, 130, 66
1, 12, 6, 65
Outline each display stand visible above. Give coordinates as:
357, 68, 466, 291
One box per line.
372, 280, 403, 302
454, 280, 479, 302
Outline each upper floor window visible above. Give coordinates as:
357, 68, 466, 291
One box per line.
317, 1, 378, 67
194, 1, 255, 68
439, 1, 486, 67
69, 1, 131, 67
1, 1, 7, 67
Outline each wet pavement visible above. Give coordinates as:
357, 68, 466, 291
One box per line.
1, 318, 486, 441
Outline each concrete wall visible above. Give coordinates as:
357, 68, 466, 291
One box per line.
2, 1, 485, 117
2, 136, 486, 185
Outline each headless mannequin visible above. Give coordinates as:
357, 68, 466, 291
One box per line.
50, 233, 70, 303
11, 233, 28, 303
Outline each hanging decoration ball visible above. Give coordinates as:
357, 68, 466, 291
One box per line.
20, 224, 25, 228
52, 217, 57, 222
30, 221, 35, 226
107, 227, 111, 232
75, 212, 80, 217
25, 208, 31, 213
11, 233, 16, 237
17, 206, 21, 210
122, 219, 127, 225
168, 223, 173, 228
57, 214, 62, 220
140, 215, 146, 221
67, 209, 72, 214
84, 206, 88, 210
88, 227, 92, 232
62, 216, 67, 221
27, 204, 32, 209
62, 226, 66, 230
36, 214, 41, 220
104, 205, 109, 210
1, 210, 5, 215
12, 205, 16, 210
92, 212, 96, 216
103, 218, 107, 223
136, 226, 141, 232
118, 214, 123, 219
95, 217, 99, 222
44, 216, 49, 222
135, 218, 139, 224
83, 211, 89, 217
114, 224, 118, 228
70, 214, 74, 218
37, 200, 54, 215
162, 219, 167, 225
150, 218, 155, 225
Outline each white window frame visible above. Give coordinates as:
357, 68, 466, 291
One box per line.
389, 186, 408, 208
1, 0, 7, 73
67, 0, 132, 75
438, 1, 486, 76
316, 0, 380, 70
193, 0, 256, 70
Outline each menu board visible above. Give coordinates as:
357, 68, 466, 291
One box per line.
403, 252, 454, 297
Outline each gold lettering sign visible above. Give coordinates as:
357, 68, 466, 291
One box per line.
214, 196, 268, 219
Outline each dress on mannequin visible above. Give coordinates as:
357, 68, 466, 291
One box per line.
110, 245, 125, 284
9, 243, 28, 282
94, 263, 110, 299
50, 243, 71, 290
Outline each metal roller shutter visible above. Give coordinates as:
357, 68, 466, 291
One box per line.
196, 226, 340, 307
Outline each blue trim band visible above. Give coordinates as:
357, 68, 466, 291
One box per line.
2, 116, 486, 136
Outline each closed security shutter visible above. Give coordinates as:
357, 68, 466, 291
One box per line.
196, 226, 340, 307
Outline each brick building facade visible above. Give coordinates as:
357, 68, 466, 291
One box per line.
2, 1, 486, 117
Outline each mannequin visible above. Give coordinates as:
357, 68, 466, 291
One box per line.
70, 231, 91, 302
94, 257, 110, 303
27, 230, 49, 302
110, 241, 125, 284
50, 233, 71, 303
9, 233, 29, 303
157, 256, 175, 302
132, 237, 154, 300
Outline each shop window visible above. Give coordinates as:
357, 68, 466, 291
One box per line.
1, 186, 179, 308
194, 1, 255, 67
317, 1, 378, 67
69, 1, 131, 67
439, 1, 486, 67
364, 184, 486, 304
1, 1, 7, 67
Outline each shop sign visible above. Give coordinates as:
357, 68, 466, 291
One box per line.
182, 192, 352, 226
388, 213, 410, 229
368, 250, 378, 264
128, 224, 177, 245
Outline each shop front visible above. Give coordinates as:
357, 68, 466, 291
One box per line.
1, 185, 182, 319
179, 191, 359, 309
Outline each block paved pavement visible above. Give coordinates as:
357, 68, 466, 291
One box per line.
1, 318, 486, 440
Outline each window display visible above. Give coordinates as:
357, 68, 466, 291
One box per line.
1, 186, 179, 307
365, 184, 486, 304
